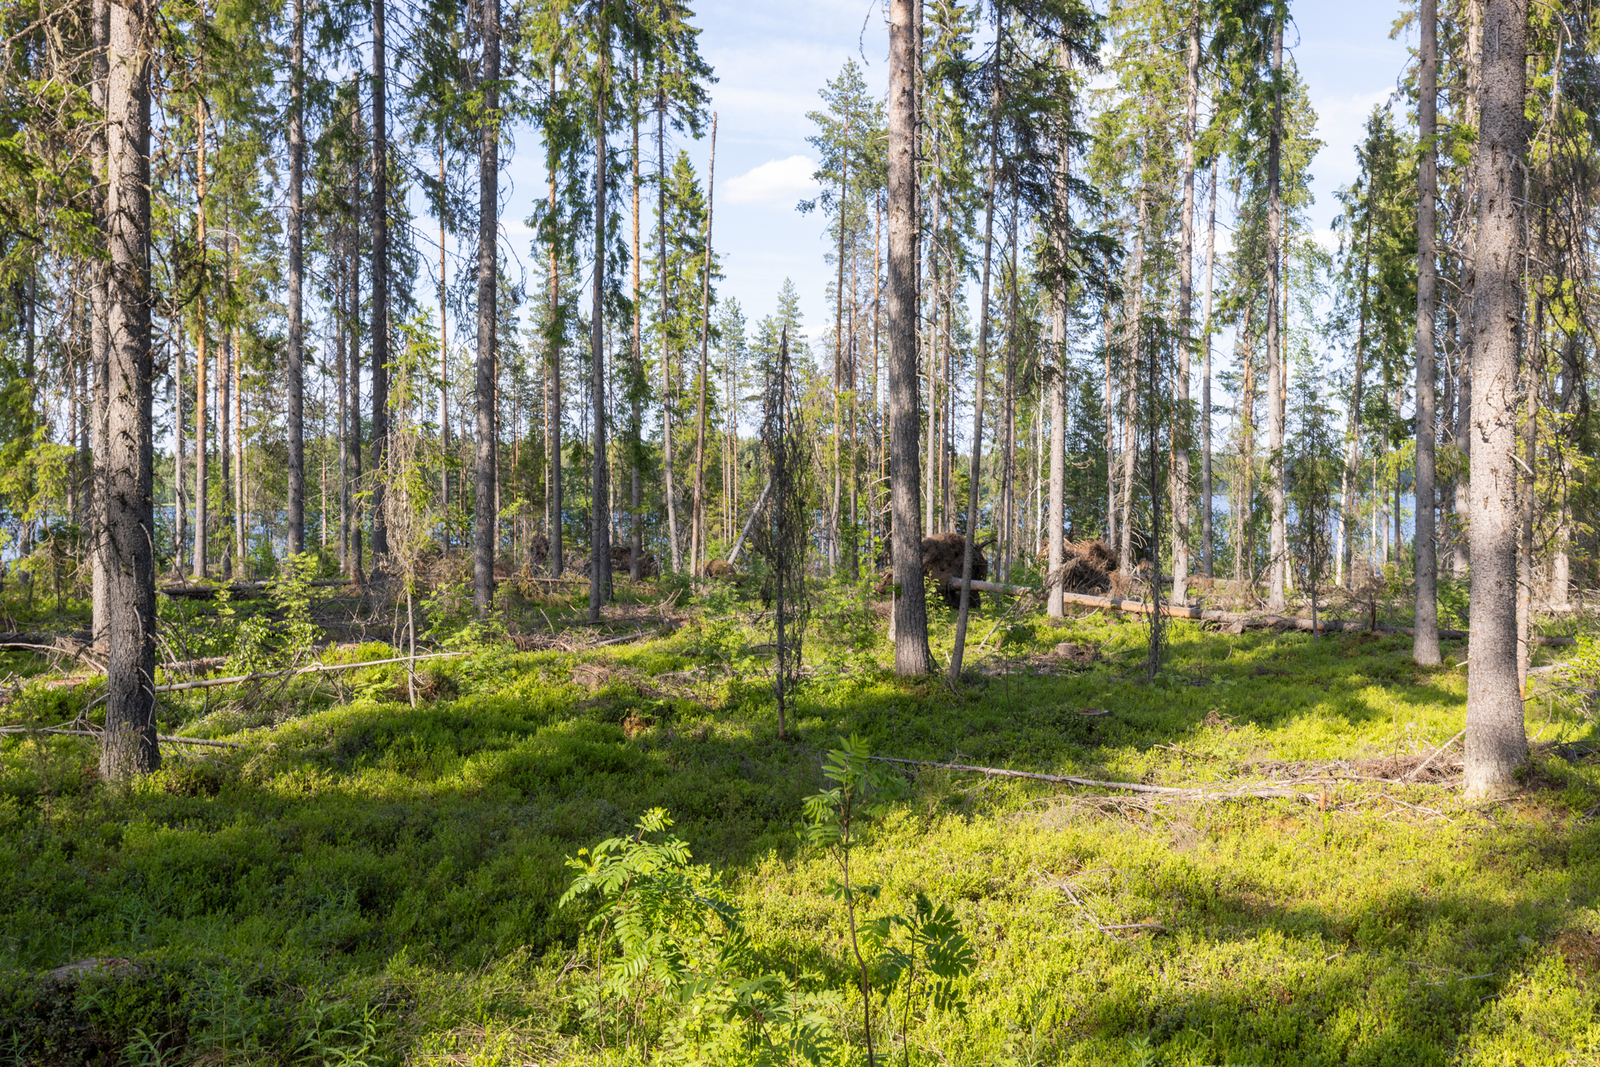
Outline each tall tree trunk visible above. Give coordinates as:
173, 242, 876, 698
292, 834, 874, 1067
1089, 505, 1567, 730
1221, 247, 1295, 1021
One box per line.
546, 65, 564, 577
950, 34, 1002, 685
1119, 191, 1146, 575
191, 83, 208, 580
219, 294, 232, 579
474, 0, 500, 616
657, 91, 680, 572
337, 239, 349, 573
1340, 200, 1375, 586
439, 140, 450, 533
347, 136, 365, 583
589, 20, 611, 622
1552, 332, 1579, 605
691, 115, 717, 575
1172, 1, 1199, 604
1464, 0, 1528, 798
370, 0, 390, 564
888, 0, 932, 675
1201, 154, 1218, 577
1265, 16, 1286, 610
286, 0, 305, 556
1413, 0, 1440, 663
101, 0, 159, 779
231, 250, 244, 572
173, 284, 186, 573
630, 59, 643, 580
1046, 49, 1068, 616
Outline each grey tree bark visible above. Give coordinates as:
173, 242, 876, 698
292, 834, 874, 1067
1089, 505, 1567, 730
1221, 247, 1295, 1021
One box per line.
286, 0, 305, 555
1266, 16, 1286, 611
474, 0, 500, 616
888, 0, 932, 674
369, 0, 390, 564
589, 22, 612, 623
1201, 154, 1218, 577
1047, 44, 1069, 618
1413, 0, 1440, 664
1172, 3, 1199, 605
1463, 0, 1528, 799
101, 0, 159, 780
91, 0, 110, 648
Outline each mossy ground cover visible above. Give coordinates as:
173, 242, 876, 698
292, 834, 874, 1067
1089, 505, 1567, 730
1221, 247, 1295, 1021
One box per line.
3, 581, 1600, 1065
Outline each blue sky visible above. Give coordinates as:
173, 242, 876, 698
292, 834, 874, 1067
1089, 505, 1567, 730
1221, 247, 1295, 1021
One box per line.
497, 0, 1415, 346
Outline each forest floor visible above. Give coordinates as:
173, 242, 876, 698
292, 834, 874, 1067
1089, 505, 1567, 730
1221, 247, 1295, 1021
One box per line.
2, 573, 1600, 1065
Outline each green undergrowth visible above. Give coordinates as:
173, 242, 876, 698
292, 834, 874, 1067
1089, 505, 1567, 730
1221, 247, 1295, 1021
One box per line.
2, 585, 1600, 1065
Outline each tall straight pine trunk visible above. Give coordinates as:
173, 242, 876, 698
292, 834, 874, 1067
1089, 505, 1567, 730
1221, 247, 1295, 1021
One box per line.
1266, 17, 1286, 610
474, 0, 500, 615
887, 0, 932, 675
101, 0, 159, 779
1413, 0, 1441, 663
286, 0, 305, 554
370, 0, 390, 564
1464, 0, 1528, 798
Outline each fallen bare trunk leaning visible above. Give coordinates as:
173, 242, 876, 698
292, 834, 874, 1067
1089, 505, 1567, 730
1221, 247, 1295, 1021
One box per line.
870, 755, 1306, 799
945, 579, 1576, 646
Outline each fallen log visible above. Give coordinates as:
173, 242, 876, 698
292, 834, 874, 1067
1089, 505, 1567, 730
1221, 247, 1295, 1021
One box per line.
0, 727, 243, 748
151, 650, 470, 693
869, 755, 1304, 800
943, 579, 1575, 645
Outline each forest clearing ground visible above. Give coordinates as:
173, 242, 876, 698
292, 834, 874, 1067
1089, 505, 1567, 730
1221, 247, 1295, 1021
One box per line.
2, 580, 1600, 1065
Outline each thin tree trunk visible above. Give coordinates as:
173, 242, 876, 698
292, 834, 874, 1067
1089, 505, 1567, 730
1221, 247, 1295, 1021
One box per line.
439, 138, 450, 533
950, 33, 1002, 686
658, 90, 681, 573
1201, 154, 1218, 578
546, 64, 564, 577
1266, 16, 1286, 610
1119, 191, 1146, 575
370, 0, 390, 564
286, 0, 305, 555
691, 115, 717, 575
1341, 198, 1375, 586
630, 58, 643, 580
1464, 0, 1528, 798
219, 289, 231, 579
888, 0, 932, 676
101, 0, 159, 779
589, 19, 611, 622
191, 82, 208, 580
1172, 1, 1199, 604
347, 136, 365, 583
1413, 0, 1440, 663
1047, 55, 1068, 615
474, 0, 499, 616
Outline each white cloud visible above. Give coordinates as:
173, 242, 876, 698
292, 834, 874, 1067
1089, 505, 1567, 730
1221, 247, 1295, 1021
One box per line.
724, 156, 821, 207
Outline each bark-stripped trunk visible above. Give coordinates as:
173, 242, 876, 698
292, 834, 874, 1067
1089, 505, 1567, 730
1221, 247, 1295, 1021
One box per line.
888, 0, 932, 675
474, 0, 500, 616
1413, 0, 1440, 663
1463, 0, 1528, 798
101, 0, 159, 779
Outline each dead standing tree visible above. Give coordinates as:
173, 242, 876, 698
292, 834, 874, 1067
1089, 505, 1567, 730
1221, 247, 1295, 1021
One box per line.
751, 327, 810, 739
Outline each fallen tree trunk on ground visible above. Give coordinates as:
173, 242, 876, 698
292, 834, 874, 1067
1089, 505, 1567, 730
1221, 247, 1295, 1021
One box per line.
945, 579, 1576, 646
0, 727, 242, 748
